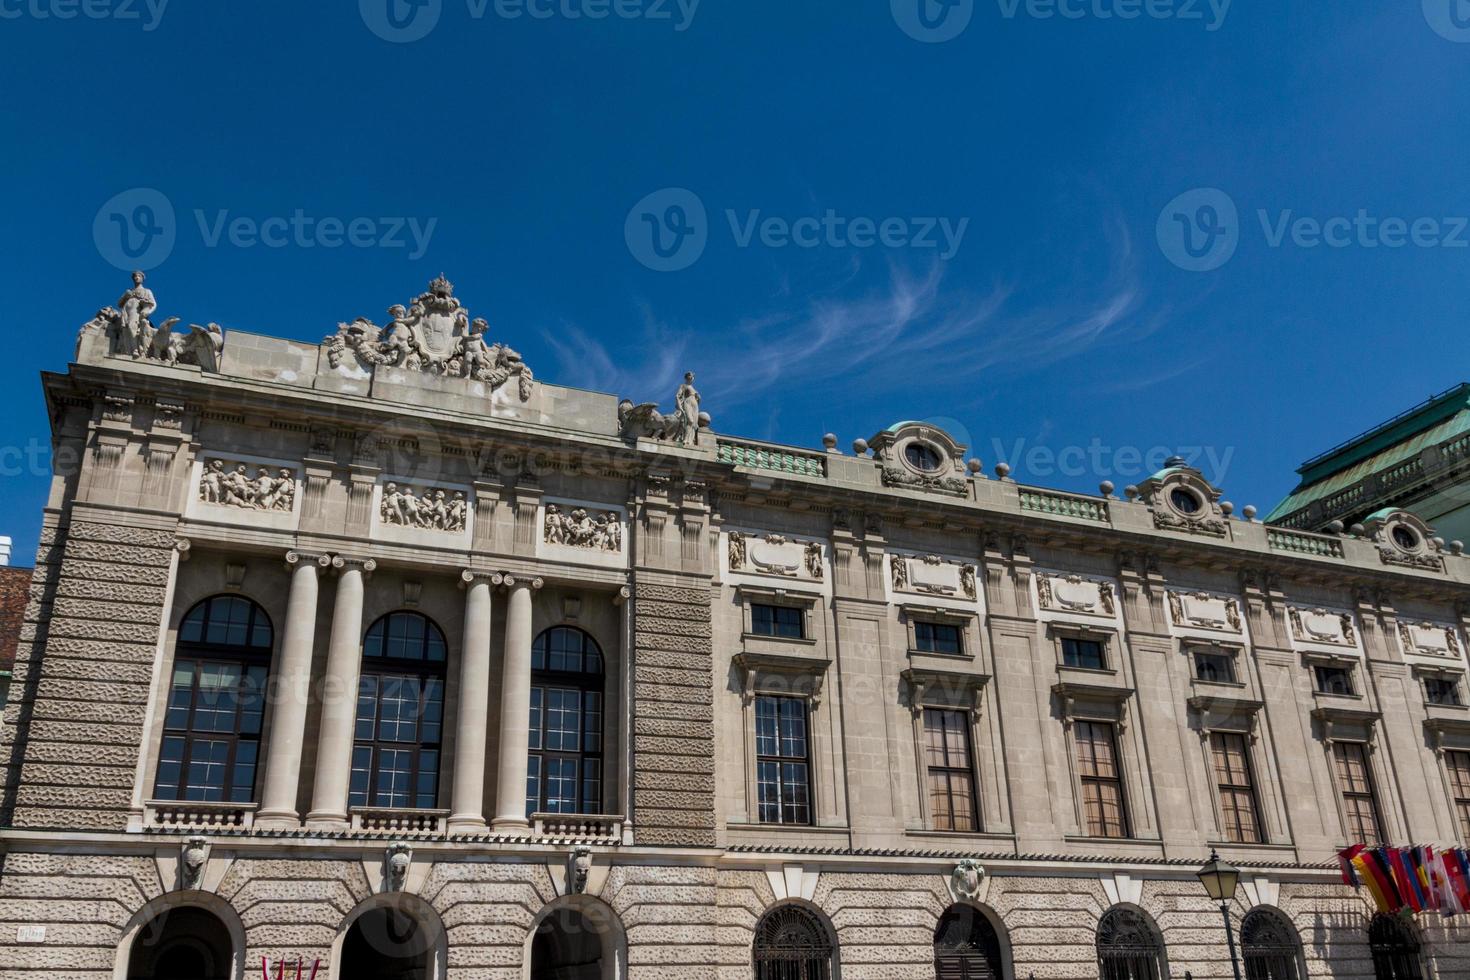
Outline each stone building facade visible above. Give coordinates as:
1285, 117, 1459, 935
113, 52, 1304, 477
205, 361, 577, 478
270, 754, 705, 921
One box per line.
3, 274, 1470, 980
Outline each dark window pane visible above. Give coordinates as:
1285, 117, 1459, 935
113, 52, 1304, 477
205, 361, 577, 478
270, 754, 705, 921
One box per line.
1063, 637, 1106, 670
915, 621, 963, 655
752, 604, 804, 639
756, 696, 813, 826
526, 627, 605, 816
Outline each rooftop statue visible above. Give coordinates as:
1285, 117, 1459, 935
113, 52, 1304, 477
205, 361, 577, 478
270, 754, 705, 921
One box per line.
324, 276, 535, 402
619, 371, 710, 445
77, 270, 224, 370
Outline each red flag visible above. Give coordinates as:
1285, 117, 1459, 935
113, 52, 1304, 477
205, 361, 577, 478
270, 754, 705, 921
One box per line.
1338, 844, 1365, 886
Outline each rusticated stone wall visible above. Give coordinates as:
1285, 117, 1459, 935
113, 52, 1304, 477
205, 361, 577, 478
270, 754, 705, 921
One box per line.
629, 579, 717, 847
0, 520, 175, 830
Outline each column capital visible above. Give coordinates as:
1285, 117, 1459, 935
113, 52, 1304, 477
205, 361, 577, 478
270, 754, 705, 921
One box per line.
501, 573, 544, 591
285, 550, 332, 570
332, 554, 378, 577
174, 537, 192, 561
460, 569, 504, 588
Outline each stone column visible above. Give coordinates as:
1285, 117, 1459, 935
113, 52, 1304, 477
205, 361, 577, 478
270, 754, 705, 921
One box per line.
256, 551, 328, 829
492, 575, 541, 830
306, 556, 375, 828
448, 570, 497, 834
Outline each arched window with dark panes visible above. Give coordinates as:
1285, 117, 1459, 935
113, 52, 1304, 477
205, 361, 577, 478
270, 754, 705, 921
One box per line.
350, 612, 447, 810
527, 627, 605, 816
935, 905, 1005, 980
1241, 908, 1304, 980
752, 904, 835, 980
1369, 913, 1423, 980
1096, 907, 1164, 980
154, 596, 273, 803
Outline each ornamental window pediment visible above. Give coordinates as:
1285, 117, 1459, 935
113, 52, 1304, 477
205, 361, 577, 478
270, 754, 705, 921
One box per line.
1166, 588, 1245, 638
1287, 605, 1361, 654
887, 551, 978, 612
725, 530, 826, 585
1033, 570, 1119, 623
1362, 509, 1446, 572
1133, 463, 1229, 538
866, 421, 972, 498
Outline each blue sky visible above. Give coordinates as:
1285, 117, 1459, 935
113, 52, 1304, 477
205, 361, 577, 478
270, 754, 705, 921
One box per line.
2, 1, 1467, 564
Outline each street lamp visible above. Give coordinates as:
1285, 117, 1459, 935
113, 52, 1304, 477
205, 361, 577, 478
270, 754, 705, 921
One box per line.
1196, 849, 1243, 980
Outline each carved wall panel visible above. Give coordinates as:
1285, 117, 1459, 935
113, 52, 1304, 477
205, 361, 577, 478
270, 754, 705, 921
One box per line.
537, 499, 629, 569
370, 478, 474, 545
186, 456, 302, 530
1032, 570, 1121, 625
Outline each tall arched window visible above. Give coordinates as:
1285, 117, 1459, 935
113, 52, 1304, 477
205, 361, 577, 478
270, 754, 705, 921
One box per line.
753, 904, 836, 980
1096, 907, 1164, 980
1241, 908, 1304, 980
155, 596, 273, 803
1369, 913, 1423, 980
527, 626, 605, 816
935, 904, 1005, 980
350, 612, 447, 810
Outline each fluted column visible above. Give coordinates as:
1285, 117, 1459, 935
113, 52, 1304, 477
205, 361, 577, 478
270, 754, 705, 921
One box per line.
448, 570, 498, 833
306, 555, 375, 828
256, 551, 328, 829
492, 575, 541, 830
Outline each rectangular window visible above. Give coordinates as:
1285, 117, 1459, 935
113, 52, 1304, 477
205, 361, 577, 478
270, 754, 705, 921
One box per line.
1075, 721, 1129, 838
527, 685, 603, 816
349, 671, 444, 810
1333, 741, 1384, 843
751, 604, 805, 639
915, 621, 964, 655
1210, 732, 1263, 844
1426, 677, 1463, 706
755, 696, 812, 825
1062, 637, 1107, 670
1314, 665, 1356, 696
1194, 649, 1238, 684
1447, 751, 1470, 842
153, 658, 268, 804
924, 708, 978, 831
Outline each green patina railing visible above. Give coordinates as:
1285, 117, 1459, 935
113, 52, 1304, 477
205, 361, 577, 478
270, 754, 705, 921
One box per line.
1267, 528, 1344, 558
1018, 487, 1110, 522
716, 440, 826, 478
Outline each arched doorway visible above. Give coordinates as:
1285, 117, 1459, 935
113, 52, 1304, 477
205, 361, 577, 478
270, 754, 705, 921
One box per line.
126, 906, 234, 980
1241, 908, 1305, 980
752, 903, 837, 980
526, 898, 626, 980
934, 905, 1005, 980
1096, 907, 1165, 980
341, 905, 437, 980
1368, 913, 1423, 980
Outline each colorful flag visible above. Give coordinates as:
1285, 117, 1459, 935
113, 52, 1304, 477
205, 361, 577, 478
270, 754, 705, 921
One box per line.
1388, 848, 1423, 913
1355, 850, 1397, 914
1338, 844, 1365, 887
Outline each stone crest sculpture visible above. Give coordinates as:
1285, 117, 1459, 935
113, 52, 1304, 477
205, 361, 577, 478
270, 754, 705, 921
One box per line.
79, 271, 225, 369
380, 483, 469, 532
544, 505, 623, 552
199, 461, 296, 512
386, 842, 412, 891
325, 276, 535, 401
951, 858, 985, 901
618, 371, 710, 445
180, 835, 209, 890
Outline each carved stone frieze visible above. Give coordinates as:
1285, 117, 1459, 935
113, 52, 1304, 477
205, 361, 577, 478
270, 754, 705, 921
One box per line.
379, 482, 469, 532
544, 505, 623, 552
198, 460, 297, 512
324, 276, 534, 401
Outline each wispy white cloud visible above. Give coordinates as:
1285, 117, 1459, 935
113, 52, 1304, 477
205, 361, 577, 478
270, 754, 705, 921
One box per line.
547, 220, 1164, 410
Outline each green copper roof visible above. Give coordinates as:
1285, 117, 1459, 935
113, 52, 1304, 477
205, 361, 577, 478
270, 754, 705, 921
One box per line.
1267, 384, 1470, 522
